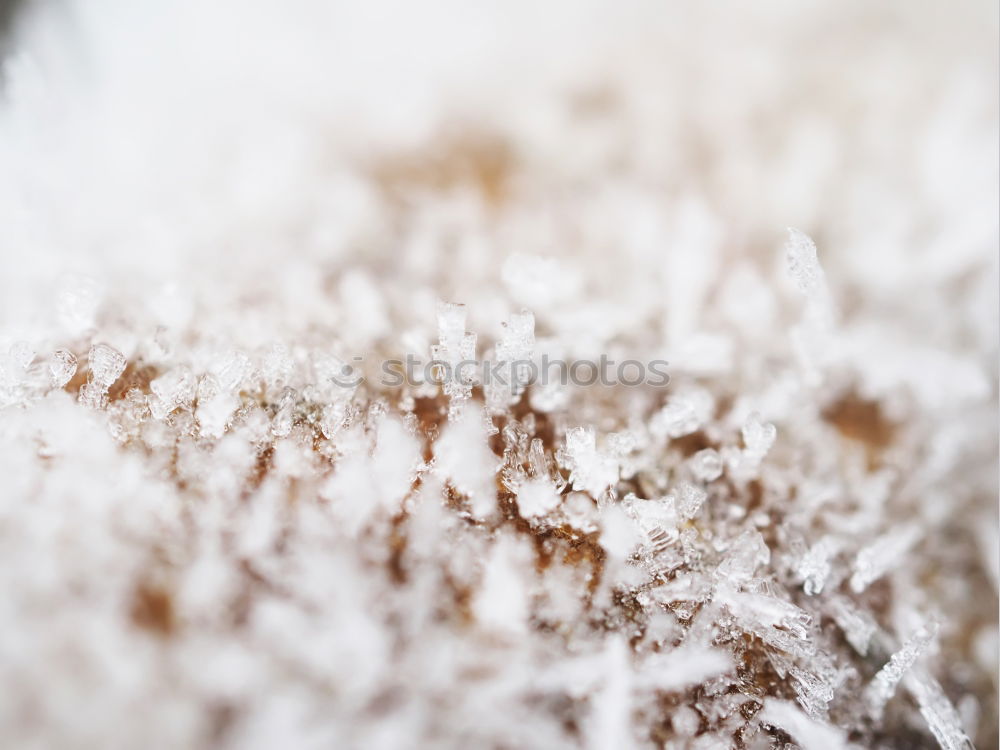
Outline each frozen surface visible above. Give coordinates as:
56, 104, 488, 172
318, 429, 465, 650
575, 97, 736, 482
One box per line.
0, 0, 996, 748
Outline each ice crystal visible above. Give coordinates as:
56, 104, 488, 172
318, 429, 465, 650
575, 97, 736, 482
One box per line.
0, 3, 994, 749
486, 309, 535, 410
758, 699, 847, 750
690, 447, 723, 482
196, 390, 239, 439
675, 481, 707, 520
784, 228, 826, 296
79, 343, 126, 407
474, 536, 532, 634
150, 365, 196, 418
516, 476, 561, 518
716, 530, 770, 586
562, 491, 599, 533
651, 389, 713, 439
434, 406, 498, 519
47, 349, 77, 388
798, 536, 838, 596
87, 343, 126, 388
432, 301, 478, 401
561, 426, 619, 498
789, 659, 840, 719
636, 646, 733, 691
671, 705, 700, 736
210, 350, 251, 393
866, 621, 939, 717
741, 411, 776, 460
9, 341, 33, 369
850, 525, 921, 593
908, 673, 975, 750
261, 343, 293, 387
827, 596, 878, 656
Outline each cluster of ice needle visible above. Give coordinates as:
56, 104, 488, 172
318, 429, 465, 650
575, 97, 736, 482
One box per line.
0, 1, 996, 749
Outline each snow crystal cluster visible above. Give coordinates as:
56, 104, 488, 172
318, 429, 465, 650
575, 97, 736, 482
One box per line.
0, 1, 996, 749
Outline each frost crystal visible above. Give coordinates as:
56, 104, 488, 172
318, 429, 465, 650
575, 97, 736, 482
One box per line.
434, 406, 498, 519
759, 699, 847, 750
784, 228, 826, 296
87, 343, 126, 388
600, 504, 644, 561
850, 525, 921, 593
322, 416, 420, 535
671, 705, 700, 736
690, 448, 723, 481
798, 536, 838, 595
196, 391, 239, 438
636, 646, 733, 691
432, 301, 477, 400
716, 530, 770, 585
79, 343, 126, 407
676, 482, 707, 520
150, 365, 196, 418
866, 622, 939, 717
262, 343, 293, 386
496, 309, 535, 362
517, 476, 561, 518
741, 411, 776, 459
9, 341, 34, 369
908, 673, 974, 750
210, 350, 250, 392
47, 349, 77, 387
474, 537, 530, 634
561, 426, 619, 498
486, 309, 535, 410
651, 389, 713, 439
790, 656, 841, 719
827, 596, 878, 656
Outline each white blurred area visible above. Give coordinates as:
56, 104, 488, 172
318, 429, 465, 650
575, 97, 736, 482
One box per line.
0, 0, 996, 347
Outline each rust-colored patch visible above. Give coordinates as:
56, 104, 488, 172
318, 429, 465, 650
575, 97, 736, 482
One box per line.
560, 528, 606, 596
518, 519, 606, 596
365, 687, 404, 718
108, 362, 160, 402
743, 479, 764, 513
369, 131, 515, 206
854, 576, 894, 631
568, 84, 619, 117
387, 512, 409, 584
440, 573, 474, 626
130, 580, 176, 637
62, 358, 90, 396
412, 395, 448, 457
227, 560, 288, 629
823, 392, 896, 468
739, 698, 762, 721
207, 702, 237, 745
489, 417, 509, 458
531, 532, 557, 574
669, 430, 712, 457
245, 445, 274, 494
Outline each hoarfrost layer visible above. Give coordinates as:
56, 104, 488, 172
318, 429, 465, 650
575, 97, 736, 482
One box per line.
0, 1, 996, 749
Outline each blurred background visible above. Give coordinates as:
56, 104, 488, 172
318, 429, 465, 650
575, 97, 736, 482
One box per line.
0, 0, 996, 346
